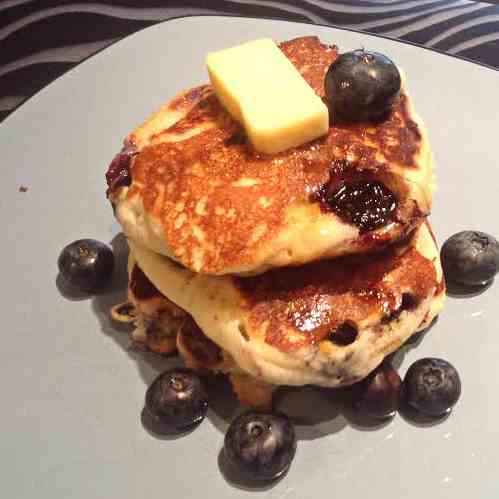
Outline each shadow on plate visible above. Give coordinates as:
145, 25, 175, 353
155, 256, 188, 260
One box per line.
203, 374, 242, 434
89, 233, 134, 343
273, 385, 348, 439
206, 377, 396, 440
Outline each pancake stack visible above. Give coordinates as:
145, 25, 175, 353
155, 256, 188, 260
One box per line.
107, 37, 445, 408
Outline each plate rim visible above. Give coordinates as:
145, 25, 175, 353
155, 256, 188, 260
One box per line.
1, 13, 498, 498
2, 13, 498, 127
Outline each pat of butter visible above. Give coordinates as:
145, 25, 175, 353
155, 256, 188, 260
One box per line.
206, 38, 329, 154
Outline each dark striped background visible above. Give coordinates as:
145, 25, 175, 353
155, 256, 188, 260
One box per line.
1, 0, 499, 122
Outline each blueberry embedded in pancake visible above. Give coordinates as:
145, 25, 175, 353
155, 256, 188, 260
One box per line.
126, 221, 445, 390
106, 36, 434, 276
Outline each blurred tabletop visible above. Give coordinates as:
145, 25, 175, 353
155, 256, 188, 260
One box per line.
1, 0, 499, 122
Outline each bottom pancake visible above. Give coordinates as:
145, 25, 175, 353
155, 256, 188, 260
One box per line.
116, 222, 444, 400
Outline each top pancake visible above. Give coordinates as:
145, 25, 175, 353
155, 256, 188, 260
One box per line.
108, 36, 434, 275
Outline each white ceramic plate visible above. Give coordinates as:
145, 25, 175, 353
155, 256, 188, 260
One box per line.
2, 16, 499, 499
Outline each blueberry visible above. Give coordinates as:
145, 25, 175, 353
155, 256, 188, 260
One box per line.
224, 412, 296, 481
441, 231, 499, 286
58, 239, 114, 292
145, 368, 208, 434
328, 181, 396, 232
105, 144, 136, 195
402, 358, 461, 417
325, 49, 401, 122
354, 361, 401, 419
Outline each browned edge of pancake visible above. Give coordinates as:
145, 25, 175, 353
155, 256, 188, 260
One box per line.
107, 36, 428, 274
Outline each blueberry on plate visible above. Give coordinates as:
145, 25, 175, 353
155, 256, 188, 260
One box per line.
402, 358, 461, 417
325, 49, 401, 122
224, 411, 296, 481
145, 368, 208, 434
58, 239, 114, 292
441, 231, 499, 286
354, 361, 401, 419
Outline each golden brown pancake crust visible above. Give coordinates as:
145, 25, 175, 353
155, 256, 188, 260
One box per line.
128, 237, 437, 359
123, 36, 425, 274
233, 230, 436, 353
